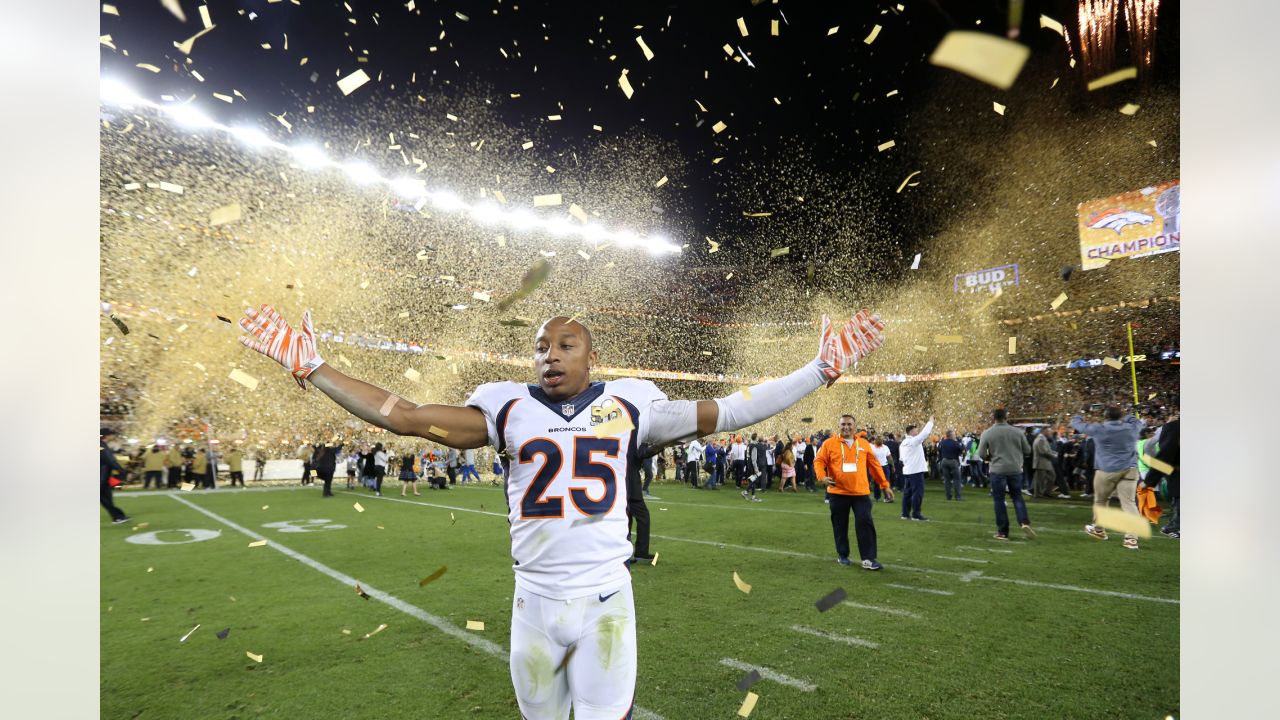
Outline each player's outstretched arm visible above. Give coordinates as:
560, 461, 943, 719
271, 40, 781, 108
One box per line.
237, 305, 489, 449
648, 311, 886, 445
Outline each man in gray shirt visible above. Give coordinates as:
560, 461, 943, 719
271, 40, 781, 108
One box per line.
976, 408, 1036, 540
1071, 406, 1145, 549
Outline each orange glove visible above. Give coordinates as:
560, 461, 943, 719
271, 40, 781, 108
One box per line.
238, 304, 326, 389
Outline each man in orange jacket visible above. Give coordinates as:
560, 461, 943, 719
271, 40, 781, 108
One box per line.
815, 414, 892, 570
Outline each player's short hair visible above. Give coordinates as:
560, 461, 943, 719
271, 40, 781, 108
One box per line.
1104, 406, 1122, 421
992, 408, 1008, 422
839, 414, 855, 423
541, 316, 593, 351
905, 424, 917, 435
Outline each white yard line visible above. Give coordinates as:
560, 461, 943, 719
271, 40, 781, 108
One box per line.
886, 583, 955, 596
166, 495, 664, 719
789, 625, 879, 649
841, 601, 923, 619
718, 658, 817, 692
121, 485, 314, 498
340, 490, 507, 517
934, 555, 991, 564
956, 545, 1013, 554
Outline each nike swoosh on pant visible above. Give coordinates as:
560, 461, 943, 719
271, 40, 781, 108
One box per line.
599, 590, 620, 602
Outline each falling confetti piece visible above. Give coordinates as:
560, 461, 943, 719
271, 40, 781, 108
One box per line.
355, 583, 371, 600
1087, 67, 1137, 91
910, 253, 921, 270
993, 101, 1006, 115
1039, 14, 1065, 37
593, 415, 635, 439
337, 69, 372, 95
827, 26, 839, 35
877, 140, 896, 152
1093, 507, 1152, 538
103, 3, 119, 15
770, 247, 790, 258
404, 368, 422, 382
533, 194, 562, 207
361, 623, 388, 639
158, 181, 184, 194
864, 24, 882, 44
1119, 103, 1140, 115
379, 394, 400, 417
771, 19, 779, 36
354, 502, 365, 513
733, 572, 752, 594
228, 369, 259, 391
246, 651, 263, 663
740, 386, 752, 401
929, 31, 1030, 90
654, 175, 669, 188
466, 620, 485, 631
181, 482, 196, 491
913, 345, 928, 352
712, 121, 727, 134
419, 566, 448, 587
738, 691, 759, 717
160, 0, 186, 22
815, 587, 847, 612
1103, 357, 1124, 369
248, 540, 267, 547
1008, 337, 1017, 354
618, 71, 634, 99
1050, 292, 1068, 310
496, 258, 552, 310
1147, 139, 1158, 147
108, 314, 130, 335
636, 35, 655, 60
209, 203, 241, 226
935, 335, 963, 344
736, 669, 762, 691
1143, 454, 1175, 475
895, 170, 922, 193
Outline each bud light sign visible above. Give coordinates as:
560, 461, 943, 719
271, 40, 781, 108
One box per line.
953, 264, 1020, 295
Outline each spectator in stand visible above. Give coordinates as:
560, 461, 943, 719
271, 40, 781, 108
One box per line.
312, 441, 341, 497
1073, 407, 1145, 550
1032, 428, 1058, 499
815, 414, 892, 570
225, 443, 245, 487
685, 438, 704, 488
165, 443, 184, 488
99, 428, 130, 524
898, 416, 935, 521
976, 409, 1036, 540
142, 444, 166, 489
938, 430, 964, 501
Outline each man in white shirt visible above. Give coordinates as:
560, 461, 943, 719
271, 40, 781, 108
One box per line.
870, 436, 894, 503
898, 416, 935, 521
792, 436, 811, 492
728, 437, 748, 489
685, 438, 705, 488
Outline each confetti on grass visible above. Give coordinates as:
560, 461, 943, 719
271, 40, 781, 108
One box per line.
738, 691, 759, 717
733, 572, 752, 594
354, 502, 365, 513
815, 587, 847, 612
355, 583, 371, 599
179, 624, 201, 643
466, 620, 485, 631
246, 651, 263, 663
361, 623, 388, 639
248, 540, 267, 547
418, 566, 447, 587
736, 669, 762, 691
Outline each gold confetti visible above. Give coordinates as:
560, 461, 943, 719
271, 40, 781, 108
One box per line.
1147, 139, 1158, 147
976, 284, 1004, 311
737, 17, 749, 36
1119, 103, 1140, 115
466, 620, 485, 631
533, 193, 562, 207
181, 482, 195, 491
245, 651, 263, 663
337, 69, 372, 96
910, 253, 922, 270
913, 345, 929, 352
404, 368, 422, 382
1039, 14, 1066, 37
521, 140, 534, 150
650, 553, 659, 566
738, 691, 759, 717
103, 4, 119, 16
568, 204, 589, 223
198, 4, 212, 28
547, 114, 561, 121
355, 583, 371, 600
593, 414, 635, 439
707, 237, 720, 253
1143, 454, 1175, 476
877, 140, 896, 152
771, 19, 779, 36
1093, 506, 1152, 538
160, 0, 186, 22
733, 572, 752, 594
379, 394, 399, 417
993, 101, 1006, 115
1103, 357, 1124, 369
175, 25, 215, 55
361, 623, 388, 639
1008, 337, 1017, 354
419, 566, 448, 587
740, 386, 752, 401
428, 425, 449, 438
935, 335, 963, 344
472, 290, 492, 302
1087, 67, 1137, 91
341, 629, 351, 635
1050, 292, 1068, 310
722, 43, 735, 56
712, 120, 727, 134
158, 181, 183, 194
827, 26, 839, 35
193, 362, 206, 372
636, 35, 655, 60
863, 24, 882, 44
929, 31, 1030, 90
354, 502, 365, 513
896, 170, 922, 193
228, 369, 259, 391
654, 175, 668, 188
618, 70, 634, 99
212, 92, 233, 103
262, 505, 269, 510
208, 202, 242, 226
248, 540, 267, 547
769, 247, 790, 257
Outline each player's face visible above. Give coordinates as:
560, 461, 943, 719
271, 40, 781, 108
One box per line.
839, 418, 855, 438
533, 320, 597, 400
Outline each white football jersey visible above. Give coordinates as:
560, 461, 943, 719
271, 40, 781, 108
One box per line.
466, 377, 670, 600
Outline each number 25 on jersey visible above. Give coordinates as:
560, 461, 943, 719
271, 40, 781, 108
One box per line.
518, 436, 619, 519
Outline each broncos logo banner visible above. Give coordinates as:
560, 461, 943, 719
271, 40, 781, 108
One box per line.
1077, 180, 1180, 271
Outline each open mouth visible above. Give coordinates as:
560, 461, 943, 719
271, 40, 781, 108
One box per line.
542, 369, 565, 386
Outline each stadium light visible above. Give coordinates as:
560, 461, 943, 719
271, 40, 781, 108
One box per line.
231, 126, 275, 150
469, 202, 504, 225
100, 78, 141, 107
289, 143, 329, 168
164, 104, 215, 129
343, 160, 381, 185
429, 190, 466, 212
390, 177, 426, 199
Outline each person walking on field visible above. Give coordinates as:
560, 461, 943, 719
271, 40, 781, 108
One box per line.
165, 443, 184, 488
225, 443, 246, 487
100, 428, 130, 524
1032, 428, 1058, 498
1072, 407, 1146, 549
142, 444, 166, 489
976, 409, 1036, 540
815, 415, 892, 569
937, 430, 964, 501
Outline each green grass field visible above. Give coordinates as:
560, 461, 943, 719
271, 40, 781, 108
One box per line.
101, 479, 1178, 719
